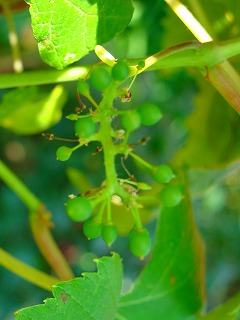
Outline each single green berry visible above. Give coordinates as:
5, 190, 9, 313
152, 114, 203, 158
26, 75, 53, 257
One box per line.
112, 61, 130, 82
129, 228, 152, 258
137, 182, 152, 191
120, 110, 141, 132
90, 66, 111, 91
137, 60, 145, 70
56, 146, 72, 161
102, 224, 118, 247
83, 218, 102, 239
74, 117, 96, 137
153, 165, 175, 184
160, 185, 183, 207
66, 197, 92, 222
66, 113, 79, 121
137, 102, 162, 126
77, 80, 90, 96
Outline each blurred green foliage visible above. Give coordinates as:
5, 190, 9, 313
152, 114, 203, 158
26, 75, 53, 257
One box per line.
0, 0, 240, 319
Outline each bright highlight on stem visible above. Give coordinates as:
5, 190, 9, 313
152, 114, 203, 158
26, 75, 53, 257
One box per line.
164, 0, 212, 43
165, 0, 240, 113
1, 0, 24, 73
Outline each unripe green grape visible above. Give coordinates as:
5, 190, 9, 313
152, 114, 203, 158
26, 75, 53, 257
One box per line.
66, 197, 92, 222
137, 60, 145, 70
90, 66, 111, 91
129, 228, 152, 258
66, 113, 78, 121
56, 146, 72, 161
137, 102, 162, 126
83, 218, 102, 239
153, 165, 175, 184
160, 185, 183, 207
102, 224, 118, 247
112, 60, 130, 82
120, 110, 141, 132
74, 117, 96, 137
77, 80, 90, 96
137, 182, 152, 191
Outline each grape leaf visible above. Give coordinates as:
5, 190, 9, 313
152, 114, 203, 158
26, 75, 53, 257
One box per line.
14, 253, 122, 320
188, 160, 240, 199
25, 0, 134, 69
174, 75, 240, 167
0, 85, 67, 135
116, 189, 205, 319
197, 290, 240, 320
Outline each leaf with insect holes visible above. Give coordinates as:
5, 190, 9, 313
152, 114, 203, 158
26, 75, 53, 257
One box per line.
25, 0, 134, 69
14, 253, 122, 320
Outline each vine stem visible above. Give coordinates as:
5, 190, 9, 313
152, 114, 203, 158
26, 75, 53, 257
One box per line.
1, 0, 24, 73
0, 66, 90, 89
129, 152, 153, 171
0, 248, 59, 291
164, 0, 240, 113
0, 160, 74, 281
164, 0, 212, 42
1, 39, 240, 89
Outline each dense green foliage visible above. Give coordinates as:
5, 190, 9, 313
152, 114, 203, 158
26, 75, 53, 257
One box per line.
0, 0, 240, 319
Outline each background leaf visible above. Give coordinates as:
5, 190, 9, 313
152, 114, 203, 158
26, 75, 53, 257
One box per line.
15, 253, 122, 320
174, 75, 240, 167
187, 160, 240, 199
0, 85, 67, 134
116, 185, 205, 319
25, 0, 134, 69
198, 290, 240, 320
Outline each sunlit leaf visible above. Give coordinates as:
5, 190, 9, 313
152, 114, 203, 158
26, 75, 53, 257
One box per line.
25, 0, 134, 69
0, 85, 67, 135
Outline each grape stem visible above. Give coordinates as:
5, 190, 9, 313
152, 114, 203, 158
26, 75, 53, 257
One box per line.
97, 83, 140, 214
1, 39, 240, 89
0, 160, 74, 282
0, 248, 59, 291
129, 152, 153, 171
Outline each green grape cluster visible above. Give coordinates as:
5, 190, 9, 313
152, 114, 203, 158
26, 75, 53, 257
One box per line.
52, 58, 178, 258
65, 191, 152, 257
